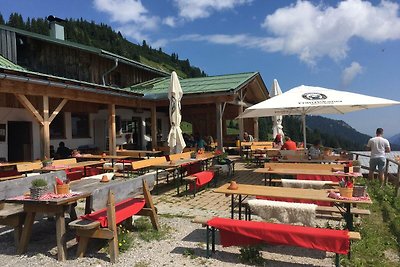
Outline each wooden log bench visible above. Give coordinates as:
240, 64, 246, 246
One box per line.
69, 176, 159, 263
192, 216, 361, 267
0, 171, 64, 247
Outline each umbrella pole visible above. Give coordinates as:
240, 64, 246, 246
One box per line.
302, 114, 307, 148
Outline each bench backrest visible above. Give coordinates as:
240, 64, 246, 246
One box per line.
265, 162, 343, 171
0, 170, 64, 200
16, 161, 43, 173
116, 150, 143, 158
252, 141, 273, 148
169, 152, 192, 161
131, 156, 167, 171
91, 172, 156, 211
53, 158, 77, 165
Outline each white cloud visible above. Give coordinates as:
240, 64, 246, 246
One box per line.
260, 0, 400, 65
163, 16, 178, 27
342, 61, 363, 86
173, 0, 253, 20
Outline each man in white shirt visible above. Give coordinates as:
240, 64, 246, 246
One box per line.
366, 128, 391, 186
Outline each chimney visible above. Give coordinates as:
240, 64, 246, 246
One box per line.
47, 15, 65, 40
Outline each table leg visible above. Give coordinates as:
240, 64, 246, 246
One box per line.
344, 203, 353, 231
55, 210, 67, 261
17, 211, 35, 254
238, 195, 242, 220
231, 195, 234, 219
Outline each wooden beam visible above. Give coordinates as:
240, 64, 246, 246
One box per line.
49, 98, 68, 123
42, 96, 50, 158
1, 79, 153, 108
14, 94, 44, 125
151, 105, 157, 149
108, 104, 116, 155
238, 104, 244, 141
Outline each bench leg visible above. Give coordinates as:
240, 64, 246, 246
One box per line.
17, 211, 35, 254
335, 253, 340, 267
206, 225, 210, 258
76, 236, 89, 258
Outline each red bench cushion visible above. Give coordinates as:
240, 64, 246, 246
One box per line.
81, 198, 145, 227
297, 174, 343, 182
207, 217, 350, 254
189, 170, 214, 191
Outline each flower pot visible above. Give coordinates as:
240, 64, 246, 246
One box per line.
353, 185, 367, 197
339, 187, 353, 198
56, 184, 70, 194
228, 181, 238, 190
30, 186, 48, 199
353, 166, 361, 173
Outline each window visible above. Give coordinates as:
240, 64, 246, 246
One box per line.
145, 118, 162, 136
226, 119, 239, 135
50, 113, 65, 139
71, 113, 90, 138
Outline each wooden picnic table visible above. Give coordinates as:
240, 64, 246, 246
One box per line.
213, 183, 372, 230
34, 161, 104, 176
254, 167, 361, 186
116, 149, 162, 159
6, 192, 91, 261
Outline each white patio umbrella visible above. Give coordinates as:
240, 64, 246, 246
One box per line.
271, 79, 284, 141
167, 71, 186, 154
239, 85, 400, 146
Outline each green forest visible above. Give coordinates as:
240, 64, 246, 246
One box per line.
0, 13, 206, 78
0, 13, 378, 151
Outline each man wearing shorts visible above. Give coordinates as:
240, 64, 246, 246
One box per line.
366, 128, 391, 186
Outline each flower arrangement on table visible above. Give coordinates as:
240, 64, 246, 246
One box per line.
41, 157, 53, 167
338, 177, 354, 198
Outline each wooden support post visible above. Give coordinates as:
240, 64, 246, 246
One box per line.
151, 105, 157, 149
216, 103, 223, 151
43, 96, 50, 159
238, 104, 244, 141
142, 179, 160, 231
108, 104, 116, 155
253, 118, 259, 141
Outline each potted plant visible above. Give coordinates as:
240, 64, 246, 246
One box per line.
352, 160, 361, 173
41, 157, 53, 167
30, 178, 48, 199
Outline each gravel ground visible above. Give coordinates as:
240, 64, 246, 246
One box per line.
0, 204, 342, 267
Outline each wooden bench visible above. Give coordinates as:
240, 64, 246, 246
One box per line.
237, 199, 370, 222
183, 170, 216, 197
69, 176, 159, 263
131, 156, 174, 193
192, 216, 361, 267
265, 162, 344, 171
0, 171, 64, 247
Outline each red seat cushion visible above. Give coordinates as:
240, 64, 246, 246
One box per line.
207, 217, 350, 254
81, 198, 145, 227
189, 170, 214, 191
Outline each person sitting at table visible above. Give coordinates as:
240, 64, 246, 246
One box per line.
272, 134, 283, 149
308, 139, 322, 159
195, 134, 207, 151
205, 135, 215, 151
71, 149, 82, 157
55, 141, 71, 159
50, 145, 56, 158
281, 136, 297, 150
243, 132, 254, 142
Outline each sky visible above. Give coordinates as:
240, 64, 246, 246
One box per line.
1, 0, 400, 138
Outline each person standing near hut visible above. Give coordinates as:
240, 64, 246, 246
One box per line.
366, 128, 391, 186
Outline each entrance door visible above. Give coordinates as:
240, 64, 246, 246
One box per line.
131, 117, 142, 149
8, 121, 33, 162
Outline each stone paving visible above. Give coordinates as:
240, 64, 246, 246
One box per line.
152, 157, 265, 217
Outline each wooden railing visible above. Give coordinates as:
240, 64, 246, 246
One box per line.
352, 152, 400, 197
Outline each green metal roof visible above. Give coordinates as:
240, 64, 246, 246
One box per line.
0, 55, 26, 71
0, 24, 168, 76
127, 72, 260, 99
